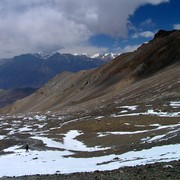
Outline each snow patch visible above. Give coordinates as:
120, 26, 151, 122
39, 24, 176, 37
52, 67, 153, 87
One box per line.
0, 135, 5, 140
112, 109, 180, 117
97, 123, 180, 137
34, 115, 47, 121
95, 116, 105, 119
117, 105, 138, 111
32, 130, 109, 152
0, 144, 179, 177
170, 101, 180, 108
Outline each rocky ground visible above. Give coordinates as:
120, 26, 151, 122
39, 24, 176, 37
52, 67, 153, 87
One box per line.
1, 160, 180, 180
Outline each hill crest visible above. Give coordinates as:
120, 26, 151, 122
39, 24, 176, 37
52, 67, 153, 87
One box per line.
2, 30, 180, 114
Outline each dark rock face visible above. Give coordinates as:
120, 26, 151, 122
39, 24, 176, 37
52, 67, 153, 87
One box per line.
131, 29, 180, 77
154, 29, 177, 39
0, 88, 36, 108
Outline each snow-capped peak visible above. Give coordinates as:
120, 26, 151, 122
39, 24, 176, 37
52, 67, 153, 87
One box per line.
90, 53, 101, 59
90, 53, 118, 61
102, 53, 117, 59
73, 53, 79, 56
33, 52, 57, 59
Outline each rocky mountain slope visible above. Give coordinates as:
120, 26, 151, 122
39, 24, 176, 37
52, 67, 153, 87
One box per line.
0, 88, 36, 108
2, 30, 180, 114
0, 53, 105, 89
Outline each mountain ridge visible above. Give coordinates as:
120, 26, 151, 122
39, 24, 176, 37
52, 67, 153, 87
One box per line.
2, 30, 179, 114
0, 52, 105, 89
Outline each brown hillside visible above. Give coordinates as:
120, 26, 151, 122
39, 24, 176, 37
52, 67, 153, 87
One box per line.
2, 30, 180, 114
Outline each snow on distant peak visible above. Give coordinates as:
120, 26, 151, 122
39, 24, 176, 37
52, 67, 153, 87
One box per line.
33, 52, 117, 61
91, 53, 118, 61
82, 53, 89, 56
102, 53, 117, 59
33, 52, 57, 59
73, 53, 79, 56
90, 53, 101, 59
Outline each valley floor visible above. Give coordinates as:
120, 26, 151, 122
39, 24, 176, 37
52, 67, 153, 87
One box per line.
0, 101, 179, 178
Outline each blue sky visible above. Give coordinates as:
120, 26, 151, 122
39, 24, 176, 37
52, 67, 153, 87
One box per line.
89, 0, 180, 54
0, 0, 179, 58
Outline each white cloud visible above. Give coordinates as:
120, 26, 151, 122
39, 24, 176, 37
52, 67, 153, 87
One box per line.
133, 31, 155, 38
173, 24, 180, 30
145, 0, 169, 5
139, 18, 155, 28
123, 44, 141, 52
114, 44, 141, 55
0, 0, 169, 58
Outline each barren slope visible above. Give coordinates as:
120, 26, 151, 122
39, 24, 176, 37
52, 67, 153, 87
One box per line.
2, 30, 179, 114
0, 88, 36, 108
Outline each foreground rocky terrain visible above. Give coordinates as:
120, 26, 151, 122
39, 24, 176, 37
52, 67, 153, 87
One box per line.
0, 93, 179, 178
0, 30, 179, 179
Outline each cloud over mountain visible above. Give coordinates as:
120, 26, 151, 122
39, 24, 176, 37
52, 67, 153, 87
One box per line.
173, 24, 180, 30
0, 0, 169, 58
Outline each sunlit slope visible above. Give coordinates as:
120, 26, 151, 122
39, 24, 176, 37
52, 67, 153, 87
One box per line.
2, 30, 180, 114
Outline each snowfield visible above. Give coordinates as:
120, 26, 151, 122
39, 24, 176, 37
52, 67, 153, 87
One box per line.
0, 142, 180, 177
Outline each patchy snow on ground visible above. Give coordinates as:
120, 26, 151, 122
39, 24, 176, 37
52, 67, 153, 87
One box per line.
0, 143, 179, 177
0, 102, 179, 178
32, 130, 109, 152
18, 126, 33, 132
0, 119, 179, 177
97, 130, 148, 137
113, 102, 180, 117
117, 105, 138, 111
0, 135, 5, 140
97, 123, 180, 138
95, 116, 105, 119
170, 101, 180, 108
34, 115, 47, 121
112, 109, 180, 117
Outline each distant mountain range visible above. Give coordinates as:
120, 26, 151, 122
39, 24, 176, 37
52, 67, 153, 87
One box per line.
0, 52, 116, 89
0, 52, 116, 107
2, 30, 179, 114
